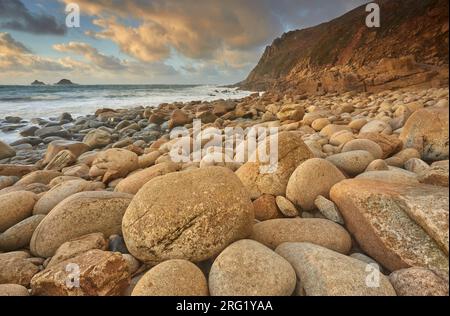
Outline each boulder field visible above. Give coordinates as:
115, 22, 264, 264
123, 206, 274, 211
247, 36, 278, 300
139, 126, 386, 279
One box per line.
0, 87, 448, 296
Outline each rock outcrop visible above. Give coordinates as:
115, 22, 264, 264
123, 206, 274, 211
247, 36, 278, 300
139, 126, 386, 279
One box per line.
239, 0, 449, 95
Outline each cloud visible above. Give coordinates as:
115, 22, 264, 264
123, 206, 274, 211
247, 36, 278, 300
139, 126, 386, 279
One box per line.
0, 32, 69, 72
62, 0, 283, 64
0, 0, 66, 35
64, 0, 368, 63
54, 42, 126, 70
0, 32, 31, 55
53, 41, 177, 76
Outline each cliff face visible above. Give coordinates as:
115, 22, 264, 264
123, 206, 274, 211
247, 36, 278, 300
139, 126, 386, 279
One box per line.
239, 0, 449, 95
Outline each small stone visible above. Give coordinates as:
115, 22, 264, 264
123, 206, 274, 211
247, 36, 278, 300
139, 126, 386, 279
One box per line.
400, 107, 448, 161
314, 195, 344, 224
275, 196, 299, 217
357, 132, 402, 158
33, 179, 104, 215
253, 194, 282, 221
404, 158, 430, 174
356, 169, 419, 184
311, 118, 330, 131
108, 235, 129, 254
365, 159, 389, 171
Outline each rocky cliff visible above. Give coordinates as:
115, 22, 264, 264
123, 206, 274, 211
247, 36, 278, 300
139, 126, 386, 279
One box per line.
239, 0, 449, 95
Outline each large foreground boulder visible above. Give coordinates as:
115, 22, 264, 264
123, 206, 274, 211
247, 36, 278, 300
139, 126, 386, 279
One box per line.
122, 167, 254, 265
30, 191, 133, 258
330, 179, 448, 272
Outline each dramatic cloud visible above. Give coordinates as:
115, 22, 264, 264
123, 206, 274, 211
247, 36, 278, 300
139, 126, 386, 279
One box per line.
1, 1, 370, 83
0, 0, 66, 35
63, 0, 285, 67
65, 0, 367, 64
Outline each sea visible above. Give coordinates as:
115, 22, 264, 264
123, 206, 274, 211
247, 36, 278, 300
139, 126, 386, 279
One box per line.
0, 84, 253, 143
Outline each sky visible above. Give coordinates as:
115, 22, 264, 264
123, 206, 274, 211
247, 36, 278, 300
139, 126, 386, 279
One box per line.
0, 0, 368, 85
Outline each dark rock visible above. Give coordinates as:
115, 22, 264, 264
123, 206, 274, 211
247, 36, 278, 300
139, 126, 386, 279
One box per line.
108, 235, 129, 254
4, 116, 22, 124
55, 79, 76, 85
15, 137, 42, 146
35, 126, 70, 139
19, 126, 39, 137
0, 124, 26, 132
59, 112, 73, 122
30, 118, 51, 126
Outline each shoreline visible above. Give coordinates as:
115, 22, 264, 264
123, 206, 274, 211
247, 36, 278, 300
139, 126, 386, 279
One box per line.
0, 85, 448, 166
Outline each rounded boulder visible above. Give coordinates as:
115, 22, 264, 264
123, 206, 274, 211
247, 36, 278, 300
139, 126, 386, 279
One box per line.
286, 158, 345, 211
30, 191, 133, 258
122, 167, 254, 265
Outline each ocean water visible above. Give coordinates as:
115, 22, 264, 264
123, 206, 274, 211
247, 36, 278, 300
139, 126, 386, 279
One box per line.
0, 84, 253, 142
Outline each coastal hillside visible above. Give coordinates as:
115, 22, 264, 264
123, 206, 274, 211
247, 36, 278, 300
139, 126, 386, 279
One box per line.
239, 0, 449, 94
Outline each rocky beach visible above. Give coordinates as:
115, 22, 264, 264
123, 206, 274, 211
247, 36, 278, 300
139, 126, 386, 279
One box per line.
0, 0, 449, 297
